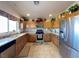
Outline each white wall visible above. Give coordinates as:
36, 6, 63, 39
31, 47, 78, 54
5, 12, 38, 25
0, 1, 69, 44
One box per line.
0, 2, 20, 19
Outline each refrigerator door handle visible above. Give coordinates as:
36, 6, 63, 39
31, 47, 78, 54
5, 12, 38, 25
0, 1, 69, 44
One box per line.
62, 33, 65, 39
64, 22, 68, 42
60, 31, 65, 39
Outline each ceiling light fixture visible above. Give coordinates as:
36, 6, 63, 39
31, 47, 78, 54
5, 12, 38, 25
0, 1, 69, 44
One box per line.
49, 14, 52, 17
26, 13, 30, 17
34, 1, 39, 5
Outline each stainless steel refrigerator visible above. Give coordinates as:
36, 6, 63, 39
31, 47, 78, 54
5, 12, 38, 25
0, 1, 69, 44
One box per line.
59, 15, 79, 58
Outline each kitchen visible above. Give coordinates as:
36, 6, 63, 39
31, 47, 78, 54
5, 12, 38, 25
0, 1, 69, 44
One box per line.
0, 1, 79, 58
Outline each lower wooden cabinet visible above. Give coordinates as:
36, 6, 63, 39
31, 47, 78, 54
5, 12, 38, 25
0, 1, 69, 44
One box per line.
43, 33, 51, 42
28, 34, 36, 42
1, 44, 16, 58
16, 33, 36, 56
51, 34, 59, 47
16, 34, 28, 56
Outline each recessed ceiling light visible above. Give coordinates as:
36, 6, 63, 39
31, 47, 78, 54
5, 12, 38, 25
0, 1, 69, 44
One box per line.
26, 13, 30, 17
34, 1, 39, 5
49, 14, 52, 17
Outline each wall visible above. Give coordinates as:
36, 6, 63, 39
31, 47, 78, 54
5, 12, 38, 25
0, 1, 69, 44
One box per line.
0, 2, 20, 19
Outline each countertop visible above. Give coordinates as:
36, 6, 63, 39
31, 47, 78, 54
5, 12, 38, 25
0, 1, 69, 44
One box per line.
0, 32, 59, 47
0, 33, 26, 47
44, 32, 59, 36
52, 33, 59, 36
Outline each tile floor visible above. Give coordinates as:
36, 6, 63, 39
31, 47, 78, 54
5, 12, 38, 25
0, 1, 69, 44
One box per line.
18, 42, 62, 58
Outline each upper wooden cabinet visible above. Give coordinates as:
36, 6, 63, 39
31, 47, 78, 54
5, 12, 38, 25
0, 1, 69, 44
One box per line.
53, 10, 79, 29
52, 19, 59, 28
26, 20, 36, 28
44, 20, 52, 28
23, 21, 27, 31
56, 10, 79, 21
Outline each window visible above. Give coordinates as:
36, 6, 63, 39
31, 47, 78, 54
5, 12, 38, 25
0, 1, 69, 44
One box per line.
0, 15, 18, 34
20, 23, 23, 29
0, 16, 8, 33
9, 20, 17, 32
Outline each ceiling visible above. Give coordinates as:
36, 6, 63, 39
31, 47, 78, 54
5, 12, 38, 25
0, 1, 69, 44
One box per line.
6, 1, 75, 19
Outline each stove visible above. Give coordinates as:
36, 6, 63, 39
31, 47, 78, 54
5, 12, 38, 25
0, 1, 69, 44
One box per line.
36, 29, 44, 43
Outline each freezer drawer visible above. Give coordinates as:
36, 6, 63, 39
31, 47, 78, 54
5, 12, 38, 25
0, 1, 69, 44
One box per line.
59, 41, 71, 58
59, 41, 78, 58
76, 51, 79, 58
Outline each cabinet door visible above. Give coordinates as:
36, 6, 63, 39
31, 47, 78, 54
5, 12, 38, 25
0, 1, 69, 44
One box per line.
52, 34, 59, 46
28, 34, 36, 42
1, 44, 16, 58
53, 20, 59, 28
16, 34, 28, 56
16, 37, 22, 56
44, 33, 51, 42
44, 20, 52, 28
54, 35, 59, 46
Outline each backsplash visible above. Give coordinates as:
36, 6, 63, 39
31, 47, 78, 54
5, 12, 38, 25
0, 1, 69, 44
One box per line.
0, 32, 16, 39
43, 28, 59, 35
25, 28, 59, 35
26, 28, 37, 33
51, 28, 59, 35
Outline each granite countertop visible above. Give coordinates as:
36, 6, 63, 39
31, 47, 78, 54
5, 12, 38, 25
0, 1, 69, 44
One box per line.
0, 32, 59, 47
52, 33, 59, 36
0, 33, 26, 47
44, 32, 59, 36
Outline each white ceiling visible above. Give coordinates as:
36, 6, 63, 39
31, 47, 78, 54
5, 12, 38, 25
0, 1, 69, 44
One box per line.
6, 1, 75, 19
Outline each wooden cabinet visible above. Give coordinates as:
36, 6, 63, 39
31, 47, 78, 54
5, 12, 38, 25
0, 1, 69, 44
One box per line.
1, 44, 16, 58
16, 33, 28, 56
43, 33, 51, 42
51, 34, 59, 47
23, 21, 27, 31
44, 20, 52, 28
28, 34, 36, 42
52, 19, 59, 28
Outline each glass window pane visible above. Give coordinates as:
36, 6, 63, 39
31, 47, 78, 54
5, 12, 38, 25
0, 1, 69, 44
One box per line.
9, 20, 17, 32
0, 16, 8, 33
